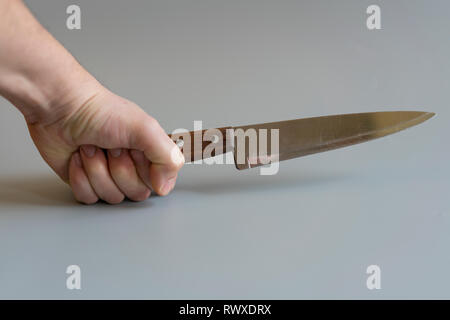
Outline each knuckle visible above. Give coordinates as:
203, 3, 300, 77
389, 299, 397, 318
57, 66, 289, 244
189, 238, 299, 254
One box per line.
127, 188, 151, 202
146, 116, 160, 129
84, 160, 104, 174
104, 194, 125, 205
111, 163, 132, 180
69, 174, 83, 187
140, 116, 160, 134
81, 196, 99, 205
74, 193, 98, 205
98, 190, 125, 204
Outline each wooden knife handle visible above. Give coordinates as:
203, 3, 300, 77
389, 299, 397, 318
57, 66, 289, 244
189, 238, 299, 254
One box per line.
168, 127, 233, 163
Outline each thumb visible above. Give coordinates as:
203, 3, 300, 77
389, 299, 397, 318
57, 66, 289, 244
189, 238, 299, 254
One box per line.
130, 115, 185, 195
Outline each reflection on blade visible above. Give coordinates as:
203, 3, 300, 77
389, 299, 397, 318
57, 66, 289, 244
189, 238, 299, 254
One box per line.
233, 111, 434, 170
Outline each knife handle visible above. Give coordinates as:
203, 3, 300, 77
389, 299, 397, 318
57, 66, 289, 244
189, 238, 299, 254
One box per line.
168, 126, 233, 163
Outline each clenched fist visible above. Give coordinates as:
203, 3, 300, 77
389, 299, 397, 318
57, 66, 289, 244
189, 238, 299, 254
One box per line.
28, 84, 184, 204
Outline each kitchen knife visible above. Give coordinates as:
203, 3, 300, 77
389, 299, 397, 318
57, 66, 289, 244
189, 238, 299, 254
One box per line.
168, 111, 434, 170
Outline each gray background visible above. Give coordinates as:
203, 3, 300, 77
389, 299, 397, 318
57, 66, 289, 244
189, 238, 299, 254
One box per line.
0, 0, 448, 299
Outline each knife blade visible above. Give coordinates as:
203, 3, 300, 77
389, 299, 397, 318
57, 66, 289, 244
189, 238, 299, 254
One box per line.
169, 111, 434, 170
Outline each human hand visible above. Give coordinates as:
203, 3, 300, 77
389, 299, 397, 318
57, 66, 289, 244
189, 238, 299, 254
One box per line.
27, 82, 184, 204
0, 0, 184, 204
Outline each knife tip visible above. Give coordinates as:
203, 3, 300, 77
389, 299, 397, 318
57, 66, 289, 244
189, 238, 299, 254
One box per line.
424, 111, 436, 119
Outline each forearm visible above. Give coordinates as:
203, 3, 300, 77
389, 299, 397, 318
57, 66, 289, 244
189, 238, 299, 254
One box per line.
0, 0, 99, 124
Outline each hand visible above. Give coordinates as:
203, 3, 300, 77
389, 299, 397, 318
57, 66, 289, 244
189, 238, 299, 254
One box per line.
27, 83, 185, 204
0, 0, 184, 204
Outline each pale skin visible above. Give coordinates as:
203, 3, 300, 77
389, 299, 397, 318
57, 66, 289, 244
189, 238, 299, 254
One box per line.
0, 0, 185, 204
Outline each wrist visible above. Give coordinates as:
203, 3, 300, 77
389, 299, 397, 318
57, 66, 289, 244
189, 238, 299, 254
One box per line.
0, 64, 103, 125
0, 0, 104, 125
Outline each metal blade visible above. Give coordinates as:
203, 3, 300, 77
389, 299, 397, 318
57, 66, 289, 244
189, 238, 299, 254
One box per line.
232, 111, 434, 170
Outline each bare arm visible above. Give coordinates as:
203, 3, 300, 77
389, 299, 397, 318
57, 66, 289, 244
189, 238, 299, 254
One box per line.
0, 0, 184, 204
0, 0, 96, 123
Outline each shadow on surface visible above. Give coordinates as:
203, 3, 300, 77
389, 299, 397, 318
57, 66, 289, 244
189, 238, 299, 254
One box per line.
0, 174, 77, 207
0, 174, 157, 209
175, 169, 352, 195
0, 169, 353, 207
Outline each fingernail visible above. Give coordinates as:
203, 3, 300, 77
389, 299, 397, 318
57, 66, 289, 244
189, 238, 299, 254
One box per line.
81, 145, 96, 158
109, 148, 122, 158
73, 152, 82, 167
170, 145, 185, 166
161, 177, 176, 195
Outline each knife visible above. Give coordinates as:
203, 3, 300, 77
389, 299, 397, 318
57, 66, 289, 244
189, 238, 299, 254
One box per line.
169, 111, 434, 170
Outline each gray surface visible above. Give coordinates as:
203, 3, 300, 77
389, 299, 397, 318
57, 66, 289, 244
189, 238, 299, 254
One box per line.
0, 0, 449, 299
